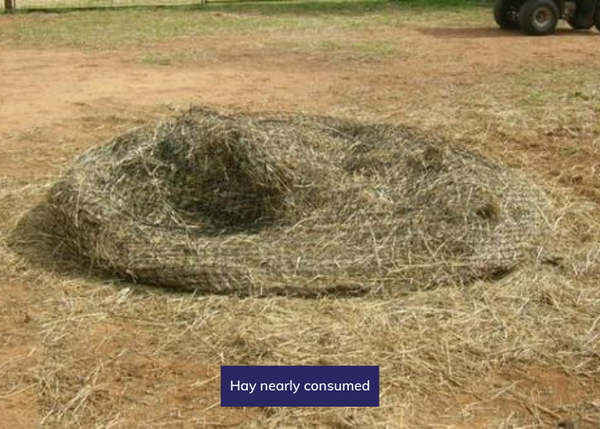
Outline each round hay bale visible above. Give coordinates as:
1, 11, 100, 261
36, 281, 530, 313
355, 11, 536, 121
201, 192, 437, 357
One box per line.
46, 107, 553, 297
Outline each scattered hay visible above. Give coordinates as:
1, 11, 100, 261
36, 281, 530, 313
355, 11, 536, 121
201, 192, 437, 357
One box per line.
45, 107, 553, 296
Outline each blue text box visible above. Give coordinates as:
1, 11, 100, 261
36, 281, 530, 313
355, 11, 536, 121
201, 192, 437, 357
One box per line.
221, 365, 379, 407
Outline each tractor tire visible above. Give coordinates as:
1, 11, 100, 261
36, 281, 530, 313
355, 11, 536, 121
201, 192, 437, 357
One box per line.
494, 0, 523, 29
568, 0, 595, 29
595, 3, 600, 32
518, 0, 559, 35
567, 16, 594, 29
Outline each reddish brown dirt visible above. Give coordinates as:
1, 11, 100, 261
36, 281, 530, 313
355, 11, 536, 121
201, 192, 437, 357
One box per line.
1, 22, 600, 428
1, 27, 599, 179
0, 281, 42, 429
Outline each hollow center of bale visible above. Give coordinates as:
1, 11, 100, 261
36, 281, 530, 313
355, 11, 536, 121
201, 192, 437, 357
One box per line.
154, 118, 331, 229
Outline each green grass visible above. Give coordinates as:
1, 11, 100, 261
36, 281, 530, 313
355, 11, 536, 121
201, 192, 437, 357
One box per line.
138, 41, 400, 66
3, 0, 485, 13
490, 65, 600, 141
346, 40, 397, 55
140, 49, 212, 64
0, 0, 488, 50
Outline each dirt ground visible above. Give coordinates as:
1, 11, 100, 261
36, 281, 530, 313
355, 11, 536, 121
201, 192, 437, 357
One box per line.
1, 7, 600, 428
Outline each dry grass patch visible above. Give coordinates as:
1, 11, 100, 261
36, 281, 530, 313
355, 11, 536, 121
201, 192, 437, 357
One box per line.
1, 108, 600, 428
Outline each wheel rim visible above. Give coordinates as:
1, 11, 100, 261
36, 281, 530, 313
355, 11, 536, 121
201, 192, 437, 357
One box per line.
508, 1, 525, 23
508, 5, 519, 22
533, 6, 553, 29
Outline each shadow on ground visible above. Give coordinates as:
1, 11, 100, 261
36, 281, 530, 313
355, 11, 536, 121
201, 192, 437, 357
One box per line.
419, 27, 600, 38
6, 202, 176, 294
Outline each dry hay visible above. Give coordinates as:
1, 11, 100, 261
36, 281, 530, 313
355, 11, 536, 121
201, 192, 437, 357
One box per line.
45, 106, 553, 296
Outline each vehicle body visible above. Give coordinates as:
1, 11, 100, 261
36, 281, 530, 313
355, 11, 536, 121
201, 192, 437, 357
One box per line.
494, 0, 600, 35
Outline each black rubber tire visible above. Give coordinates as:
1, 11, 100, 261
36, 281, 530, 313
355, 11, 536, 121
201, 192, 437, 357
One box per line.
595, 3, 600, 32
518, 0, 559, 35
568, 0, 596, 29
494, 0, 523, 29
567, 16, 594, 29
